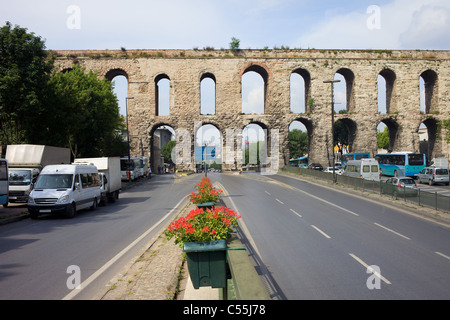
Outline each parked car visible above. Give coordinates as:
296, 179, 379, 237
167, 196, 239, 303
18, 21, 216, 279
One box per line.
383, 176, 418, 197
323, 167, 343, 175
308, 163, 323, 170
418, 166, 449, 186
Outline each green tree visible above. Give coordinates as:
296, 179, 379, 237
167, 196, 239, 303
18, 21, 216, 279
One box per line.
38, 65, 126, 158
377, 126, 390, 150
229, 37, 240, 53
288, 129, 308, 159
161, 140, 176, 164
244, 141, 266, 165
0, 22, 55, 147
439, 119, 450, 143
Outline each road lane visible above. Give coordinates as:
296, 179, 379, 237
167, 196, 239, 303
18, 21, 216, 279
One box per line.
215, 172, 450, 299
0, 174, 201, 300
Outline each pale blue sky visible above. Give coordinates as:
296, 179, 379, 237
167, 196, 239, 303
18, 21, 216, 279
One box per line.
2, 0, 448, 141
3, 0, 449, 51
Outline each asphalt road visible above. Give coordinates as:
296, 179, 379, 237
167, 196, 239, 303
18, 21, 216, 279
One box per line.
0, 174, 200, 300
1, 172, 449, 300
213, 172, 450, 299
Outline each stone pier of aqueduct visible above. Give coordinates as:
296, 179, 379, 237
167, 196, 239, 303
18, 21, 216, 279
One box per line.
54, 49, 450, 172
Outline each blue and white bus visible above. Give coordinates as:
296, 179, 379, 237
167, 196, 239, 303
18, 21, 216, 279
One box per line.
375, 152, 426, 177
341, 152, 370, 166
0, 159, 9, 207
289, 156, 308, 167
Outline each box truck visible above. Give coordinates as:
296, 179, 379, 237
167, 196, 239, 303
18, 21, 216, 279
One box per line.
5, 145, 71, 203
73, 157, 121, 204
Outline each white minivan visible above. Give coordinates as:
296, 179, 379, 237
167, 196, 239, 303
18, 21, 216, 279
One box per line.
344, 158, 380, 181
28, 164, 101, 218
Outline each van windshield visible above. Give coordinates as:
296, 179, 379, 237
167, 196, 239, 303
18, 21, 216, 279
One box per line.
35, 174, 73, 189
9, 170, 32, 185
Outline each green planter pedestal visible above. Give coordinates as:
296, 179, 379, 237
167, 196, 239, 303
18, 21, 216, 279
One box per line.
183, 239, 227, 289
196, 201, 215, 211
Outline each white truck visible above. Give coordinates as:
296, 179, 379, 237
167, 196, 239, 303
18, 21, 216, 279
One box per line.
430, 158, 449, 169
73, 157, 121, 205
5, 144, 71, 203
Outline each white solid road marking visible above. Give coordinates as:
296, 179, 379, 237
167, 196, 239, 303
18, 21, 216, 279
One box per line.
311, 225, 331, 239
349, 253, 391, 285
264, 176, 359, 217
435, 251, 450, 261
62, 195, 187, 300
374, 222, 411, 240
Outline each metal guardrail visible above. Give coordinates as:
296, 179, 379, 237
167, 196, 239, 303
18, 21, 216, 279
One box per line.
283, 166, 450, 212
221, 234, 271, 300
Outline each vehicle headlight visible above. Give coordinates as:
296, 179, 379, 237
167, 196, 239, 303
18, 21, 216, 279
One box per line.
57, 195, 70, 204
28, 196, 34, 204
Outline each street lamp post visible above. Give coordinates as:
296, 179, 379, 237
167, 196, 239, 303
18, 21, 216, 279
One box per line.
204, 143, 207, 178
125, 96, 134, 183
323, 80, 340, 183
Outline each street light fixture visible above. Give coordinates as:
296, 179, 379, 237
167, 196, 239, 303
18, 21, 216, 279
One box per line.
125, 96, 134, 182
323, 80, 340, 183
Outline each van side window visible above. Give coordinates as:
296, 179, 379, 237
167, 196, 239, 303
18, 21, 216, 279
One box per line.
74, 174, 80, 190
80, 173, 100, 188
81, 173, 89, 188
91, 173, 100, 187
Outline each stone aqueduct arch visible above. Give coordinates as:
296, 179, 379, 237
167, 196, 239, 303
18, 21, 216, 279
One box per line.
55, 49, 450, 171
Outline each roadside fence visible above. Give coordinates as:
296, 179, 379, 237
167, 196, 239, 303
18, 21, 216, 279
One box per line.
282, 166, 450, 212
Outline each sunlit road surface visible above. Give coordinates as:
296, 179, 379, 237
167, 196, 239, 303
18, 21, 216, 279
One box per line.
215, 172, 450, 299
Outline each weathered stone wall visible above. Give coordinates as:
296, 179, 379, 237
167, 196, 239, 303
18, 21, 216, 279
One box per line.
54, 49, 450, 171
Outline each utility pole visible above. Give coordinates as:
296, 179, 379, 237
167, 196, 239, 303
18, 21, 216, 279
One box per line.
323, 80, 340, 183
125, 96, 134, 183
204, 143, 207, 177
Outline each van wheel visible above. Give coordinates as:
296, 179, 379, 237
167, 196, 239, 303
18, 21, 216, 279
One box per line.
65, 204, 75, 218
90, 198, 98, 210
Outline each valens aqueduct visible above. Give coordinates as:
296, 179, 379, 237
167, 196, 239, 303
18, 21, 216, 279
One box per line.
55, 49, 450, 172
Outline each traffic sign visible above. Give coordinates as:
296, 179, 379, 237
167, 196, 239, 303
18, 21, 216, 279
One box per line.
194, 146, 216, 161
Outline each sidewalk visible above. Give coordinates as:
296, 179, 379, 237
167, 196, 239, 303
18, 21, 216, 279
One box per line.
0, 203, 29, 225
97, 199, 219, 300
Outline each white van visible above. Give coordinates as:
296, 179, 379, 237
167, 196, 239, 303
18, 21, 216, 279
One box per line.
344, 158, 380, 181
28, 164, 101, 218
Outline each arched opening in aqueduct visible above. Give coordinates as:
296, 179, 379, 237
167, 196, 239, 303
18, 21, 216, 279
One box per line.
58, 49, 448, 172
